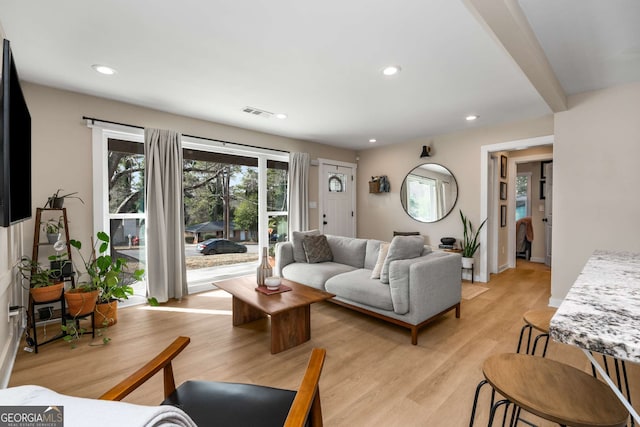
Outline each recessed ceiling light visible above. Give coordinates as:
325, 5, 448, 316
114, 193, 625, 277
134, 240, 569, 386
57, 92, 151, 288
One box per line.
92, 64, 117, 75
382, 66, 401, 76
275, 113, 288, 119
369, 139, 377, 143
466, 115, 479, 121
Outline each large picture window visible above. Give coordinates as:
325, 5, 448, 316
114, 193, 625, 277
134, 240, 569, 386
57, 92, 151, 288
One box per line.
92, 124, 288, 293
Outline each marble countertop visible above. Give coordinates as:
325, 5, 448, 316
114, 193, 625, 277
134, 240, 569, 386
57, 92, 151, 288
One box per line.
550, 250, 640, 363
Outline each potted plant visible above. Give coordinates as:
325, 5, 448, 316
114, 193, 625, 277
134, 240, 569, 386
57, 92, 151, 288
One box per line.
64, 285, 99, 318
45, 189, 85, 209
460, 210, 487, 269
42, 216, 64, 244
71, 231, 144, 328
16, 257, 64, 302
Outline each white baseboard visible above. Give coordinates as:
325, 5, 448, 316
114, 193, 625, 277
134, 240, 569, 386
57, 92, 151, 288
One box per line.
497, 264, 509, 273
548, 297, 563, 308
530, 257, 545, 263
0, 316, 23, 388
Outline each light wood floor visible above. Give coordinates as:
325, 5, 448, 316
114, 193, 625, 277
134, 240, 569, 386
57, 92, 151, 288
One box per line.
9, 260, 639, 426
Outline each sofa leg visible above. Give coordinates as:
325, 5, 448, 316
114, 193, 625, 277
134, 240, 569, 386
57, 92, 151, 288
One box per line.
411, 327, 418, 345
455, 303, 461, 318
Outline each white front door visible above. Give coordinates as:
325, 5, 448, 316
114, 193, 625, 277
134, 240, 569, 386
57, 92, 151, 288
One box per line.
320, 161, 356, 237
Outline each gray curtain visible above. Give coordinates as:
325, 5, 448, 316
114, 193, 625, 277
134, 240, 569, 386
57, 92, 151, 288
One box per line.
144, 128, 187, 302
288, 152, 310, 234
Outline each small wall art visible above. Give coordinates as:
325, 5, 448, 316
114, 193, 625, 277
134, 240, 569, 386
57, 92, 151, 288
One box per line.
500, 155, 507, 179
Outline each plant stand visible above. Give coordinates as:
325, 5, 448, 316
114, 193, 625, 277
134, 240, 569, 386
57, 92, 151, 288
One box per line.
27, 291, 67, 354
62, 311, 96, 342
462, 263, 474, 283
26, 207, 77, 353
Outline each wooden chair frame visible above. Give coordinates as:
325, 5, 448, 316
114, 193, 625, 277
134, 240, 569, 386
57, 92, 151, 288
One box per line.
100, 336, 326, 427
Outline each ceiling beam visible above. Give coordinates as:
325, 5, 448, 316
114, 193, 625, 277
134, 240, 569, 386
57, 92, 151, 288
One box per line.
464, 0, 567, 112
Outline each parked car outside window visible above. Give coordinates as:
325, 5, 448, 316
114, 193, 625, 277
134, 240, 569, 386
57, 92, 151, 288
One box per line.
196, 238, 248, 255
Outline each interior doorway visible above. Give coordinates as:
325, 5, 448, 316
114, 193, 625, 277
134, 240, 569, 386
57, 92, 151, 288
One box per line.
479, 135, 554, 282
510, 154, 553, 269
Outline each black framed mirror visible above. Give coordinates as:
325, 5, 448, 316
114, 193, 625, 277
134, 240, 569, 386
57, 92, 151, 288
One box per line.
400, 163, 458, 223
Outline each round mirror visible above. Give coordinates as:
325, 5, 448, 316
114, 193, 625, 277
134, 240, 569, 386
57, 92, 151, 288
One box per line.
400, 163, 458, 223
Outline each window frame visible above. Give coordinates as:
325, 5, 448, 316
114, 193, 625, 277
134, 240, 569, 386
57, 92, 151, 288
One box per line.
90, 122, 289, 286
515, 171, 532, 221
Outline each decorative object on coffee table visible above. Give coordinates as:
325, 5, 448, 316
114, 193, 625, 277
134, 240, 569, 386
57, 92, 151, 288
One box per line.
256, 247, 272, 286
265, 276, 281, 290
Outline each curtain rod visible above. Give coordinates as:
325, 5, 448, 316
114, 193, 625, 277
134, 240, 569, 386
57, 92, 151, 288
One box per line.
82, 116, 290, 154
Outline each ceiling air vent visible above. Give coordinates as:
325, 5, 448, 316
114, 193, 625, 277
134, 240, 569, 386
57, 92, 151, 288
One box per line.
242, 106, 274, 119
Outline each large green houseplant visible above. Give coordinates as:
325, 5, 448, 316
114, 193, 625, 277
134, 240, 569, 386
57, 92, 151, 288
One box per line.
71, 231, 144, 329
459, 210, 487, 268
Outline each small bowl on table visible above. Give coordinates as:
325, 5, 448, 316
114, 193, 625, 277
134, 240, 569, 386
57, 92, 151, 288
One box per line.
265, 276, 281, 291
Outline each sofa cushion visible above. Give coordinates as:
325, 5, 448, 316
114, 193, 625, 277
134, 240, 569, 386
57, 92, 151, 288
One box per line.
291, 230, 319, 263
303, 235, 333, 263
325, 269, 393, 311
380, 235, 425, 284
326, 235, 367, 268
281, 262, 356, 290
370, 242, 390, 279
364, 239, 385, 270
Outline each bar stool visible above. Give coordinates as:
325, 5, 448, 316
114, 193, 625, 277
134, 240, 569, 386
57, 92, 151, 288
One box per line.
469, 353, 629, 427
516, 308, 556, 357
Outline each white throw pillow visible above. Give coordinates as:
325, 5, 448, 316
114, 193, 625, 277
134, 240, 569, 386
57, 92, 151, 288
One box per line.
370, 242, 390, 279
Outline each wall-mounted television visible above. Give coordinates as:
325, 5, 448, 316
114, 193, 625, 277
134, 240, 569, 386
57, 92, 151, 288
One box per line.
0, 38, 32, 227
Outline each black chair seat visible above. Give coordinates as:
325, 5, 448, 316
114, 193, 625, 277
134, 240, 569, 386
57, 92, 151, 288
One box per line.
162, 380, 297, 427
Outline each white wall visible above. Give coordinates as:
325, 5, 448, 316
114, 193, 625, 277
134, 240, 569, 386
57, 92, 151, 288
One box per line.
551, 82, 640, 304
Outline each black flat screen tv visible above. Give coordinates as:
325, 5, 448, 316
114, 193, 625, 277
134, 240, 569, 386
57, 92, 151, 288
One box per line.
0, 38, 32, 227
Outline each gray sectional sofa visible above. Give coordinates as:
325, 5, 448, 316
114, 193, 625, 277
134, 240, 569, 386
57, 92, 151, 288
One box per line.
274, 233, 462, 344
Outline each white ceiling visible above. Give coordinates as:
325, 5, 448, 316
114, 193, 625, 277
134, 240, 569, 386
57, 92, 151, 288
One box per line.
0, 1, 638, 150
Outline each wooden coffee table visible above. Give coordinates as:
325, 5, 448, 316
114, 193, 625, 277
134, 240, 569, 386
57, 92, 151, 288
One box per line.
214, 276, 334, 354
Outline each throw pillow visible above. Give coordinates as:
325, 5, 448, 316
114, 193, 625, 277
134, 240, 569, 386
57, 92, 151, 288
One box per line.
380, 235, 425, 284
292, 229, 320, 263
370, 242, 390, 279
302, 235, 333, 263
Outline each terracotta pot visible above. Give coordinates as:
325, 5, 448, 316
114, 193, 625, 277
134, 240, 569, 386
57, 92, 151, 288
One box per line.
30, 282, 64, 303
65, 289, 99, 317
94, 300, 118, 328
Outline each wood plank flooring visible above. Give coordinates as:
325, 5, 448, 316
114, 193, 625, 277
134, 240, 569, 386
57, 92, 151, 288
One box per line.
9, 260, 639, 426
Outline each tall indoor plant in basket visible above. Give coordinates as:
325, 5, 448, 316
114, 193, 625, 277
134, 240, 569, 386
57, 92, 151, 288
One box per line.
71, 231, 144, 328
460, 210, 487, 269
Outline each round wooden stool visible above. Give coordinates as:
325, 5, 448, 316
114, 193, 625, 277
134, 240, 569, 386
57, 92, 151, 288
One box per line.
470, 353, 629, 427
516, 308, 556, 357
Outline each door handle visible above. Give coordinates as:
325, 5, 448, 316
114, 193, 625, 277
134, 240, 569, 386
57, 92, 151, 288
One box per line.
542, 218, 547, 222
323, 221, 328, 225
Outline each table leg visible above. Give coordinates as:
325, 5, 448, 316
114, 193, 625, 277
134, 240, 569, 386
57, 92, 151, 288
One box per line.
232, 296, 267, 326
584, 349, 640, 424
270, 305, 311, 354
